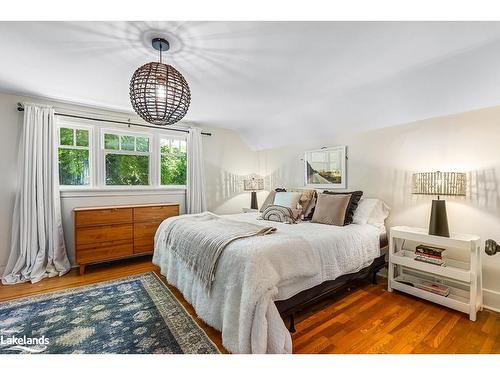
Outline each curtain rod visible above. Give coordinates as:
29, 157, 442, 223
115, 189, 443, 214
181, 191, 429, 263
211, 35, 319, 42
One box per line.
16, 103, 212, 136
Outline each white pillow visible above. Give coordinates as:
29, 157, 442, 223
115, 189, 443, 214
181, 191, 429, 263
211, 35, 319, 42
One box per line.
368, 200, 391, 227
353, 198, 391, 227
273, 192, 302, 210
352, 198, 378, 225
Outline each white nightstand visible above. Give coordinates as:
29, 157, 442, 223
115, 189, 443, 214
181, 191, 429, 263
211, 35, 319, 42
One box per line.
242, 208, 259, 213
388, 226, 482, 321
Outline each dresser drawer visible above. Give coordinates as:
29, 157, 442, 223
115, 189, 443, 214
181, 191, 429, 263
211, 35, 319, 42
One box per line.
134, 205, 179, 222
134, 221, 161, 239
76, 208, 133, 227
133, 221, 161, 254
77, 240, 133, 263
76, 224, 133, 245
134, 237, 154, 254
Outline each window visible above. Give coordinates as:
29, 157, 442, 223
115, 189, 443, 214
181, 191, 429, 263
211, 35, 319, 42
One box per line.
160, 138, 187, 186
56, 120, 188, 189
58, 126, 91, 186
103, 131, 151, 186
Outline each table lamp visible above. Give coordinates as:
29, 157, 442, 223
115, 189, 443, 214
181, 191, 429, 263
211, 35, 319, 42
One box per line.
412, 171, 466, 237
243, 177, 264, 210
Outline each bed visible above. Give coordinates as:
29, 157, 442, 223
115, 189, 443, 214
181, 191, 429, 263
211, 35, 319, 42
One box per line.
153, 211, 386, 354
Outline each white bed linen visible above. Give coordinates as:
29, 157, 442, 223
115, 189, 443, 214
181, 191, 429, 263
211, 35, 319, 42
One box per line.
153, 212, 380, 354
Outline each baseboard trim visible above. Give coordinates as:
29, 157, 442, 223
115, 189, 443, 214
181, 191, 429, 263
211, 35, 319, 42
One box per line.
483, 288, 500, 313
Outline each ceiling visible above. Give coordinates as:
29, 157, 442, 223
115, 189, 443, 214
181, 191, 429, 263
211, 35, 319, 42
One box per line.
2, 21, 500, 149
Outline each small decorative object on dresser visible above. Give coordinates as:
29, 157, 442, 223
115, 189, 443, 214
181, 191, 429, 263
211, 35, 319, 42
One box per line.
243, 176, 264, 209
74, 203, 179, 275
388, 226, 482, 321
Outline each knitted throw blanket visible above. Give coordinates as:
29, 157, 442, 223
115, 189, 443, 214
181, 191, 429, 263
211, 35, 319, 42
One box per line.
162, 213, 277, 292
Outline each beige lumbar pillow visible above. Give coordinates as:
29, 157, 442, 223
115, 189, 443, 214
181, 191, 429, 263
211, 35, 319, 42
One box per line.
311, 193, 352, 226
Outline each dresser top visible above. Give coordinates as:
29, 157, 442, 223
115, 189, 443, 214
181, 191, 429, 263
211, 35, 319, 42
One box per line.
73, 202, 180, 211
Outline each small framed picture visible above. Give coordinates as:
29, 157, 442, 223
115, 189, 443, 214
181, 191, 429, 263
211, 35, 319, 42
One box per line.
304, 146, 347, 189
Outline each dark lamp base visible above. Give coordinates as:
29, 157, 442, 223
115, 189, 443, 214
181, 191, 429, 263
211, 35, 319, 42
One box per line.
429, 199, 450, 237
250, 191, 258, 210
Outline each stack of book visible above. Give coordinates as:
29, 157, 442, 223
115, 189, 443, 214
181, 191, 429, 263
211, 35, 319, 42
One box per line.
397, 276, 451, 297
415, 280, 450, 297
414, 244, 447, 266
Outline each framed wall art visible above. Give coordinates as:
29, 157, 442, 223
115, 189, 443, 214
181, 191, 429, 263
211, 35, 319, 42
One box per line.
304, 146, 347, 189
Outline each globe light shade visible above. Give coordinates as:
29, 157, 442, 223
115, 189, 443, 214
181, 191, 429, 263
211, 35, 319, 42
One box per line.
129, 62, 191, 126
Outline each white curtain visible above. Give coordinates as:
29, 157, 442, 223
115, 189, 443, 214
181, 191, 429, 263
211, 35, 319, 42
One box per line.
2, 103, 70, 285
186, 127, 207, 214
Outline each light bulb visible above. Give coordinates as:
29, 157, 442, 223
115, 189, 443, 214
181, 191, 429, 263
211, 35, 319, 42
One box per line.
156, 85, 166, 100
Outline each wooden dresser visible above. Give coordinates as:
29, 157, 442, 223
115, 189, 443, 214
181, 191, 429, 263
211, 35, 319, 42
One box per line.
74, 203, 179, 274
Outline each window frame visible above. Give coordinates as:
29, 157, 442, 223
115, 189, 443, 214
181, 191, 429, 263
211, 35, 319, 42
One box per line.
57, 121, 94, 189
56, 117, 188, 191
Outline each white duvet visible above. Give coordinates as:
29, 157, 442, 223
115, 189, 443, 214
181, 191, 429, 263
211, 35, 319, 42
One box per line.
153, 212, 380, 354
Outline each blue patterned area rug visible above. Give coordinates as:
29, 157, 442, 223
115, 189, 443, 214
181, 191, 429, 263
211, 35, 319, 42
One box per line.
0, 272, 220, 354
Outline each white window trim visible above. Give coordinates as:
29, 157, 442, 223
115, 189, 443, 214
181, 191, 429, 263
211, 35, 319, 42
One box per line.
56, 117, 188, 192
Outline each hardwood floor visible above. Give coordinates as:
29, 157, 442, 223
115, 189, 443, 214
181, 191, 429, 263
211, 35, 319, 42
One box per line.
0, 257, 498, 354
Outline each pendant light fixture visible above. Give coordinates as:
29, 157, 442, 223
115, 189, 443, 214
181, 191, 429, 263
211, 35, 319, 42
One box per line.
129, 38, 191, 125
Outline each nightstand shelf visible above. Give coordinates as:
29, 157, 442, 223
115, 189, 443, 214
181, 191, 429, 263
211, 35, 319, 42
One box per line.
388, 226, 482, 321
391, 249, 470, 282
393, 274, 470, 314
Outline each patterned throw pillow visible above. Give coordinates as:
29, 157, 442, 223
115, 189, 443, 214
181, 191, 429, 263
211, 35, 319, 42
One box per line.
259, 191, 276, 212
259, 205, 299, 224
259, 188, 287, 212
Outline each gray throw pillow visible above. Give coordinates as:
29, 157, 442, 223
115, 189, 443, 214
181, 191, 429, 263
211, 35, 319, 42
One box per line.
311, 193, 351, 226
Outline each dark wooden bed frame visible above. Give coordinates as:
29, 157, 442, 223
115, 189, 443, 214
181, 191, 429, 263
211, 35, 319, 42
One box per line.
275, 236, 388, 332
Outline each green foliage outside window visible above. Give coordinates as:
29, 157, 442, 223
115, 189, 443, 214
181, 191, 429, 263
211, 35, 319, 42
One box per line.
105, 154, 149, 185
59, 149, 90, 185
59, 127, 74, 146
160, 139, 187, 185
75, 129, 89, 147
104, 133, 119, 150
121, 135, 135, 151
136, 137, 149, 152
58, 127, 90, 185
161, 154, 187, 185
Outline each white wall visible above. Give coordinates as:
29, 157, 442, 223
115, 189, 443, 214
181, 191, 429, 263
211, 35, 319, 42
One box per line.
0, 92, 256, 271
257, 105, 500, 311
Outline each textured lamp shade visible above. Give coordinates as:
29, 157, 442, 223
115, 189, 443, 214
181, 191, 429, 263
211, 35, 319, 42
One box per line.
243, 178, 264, 191
130, 62, 191, 125
412, 171, 466, 238
412, 171, 466, 197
